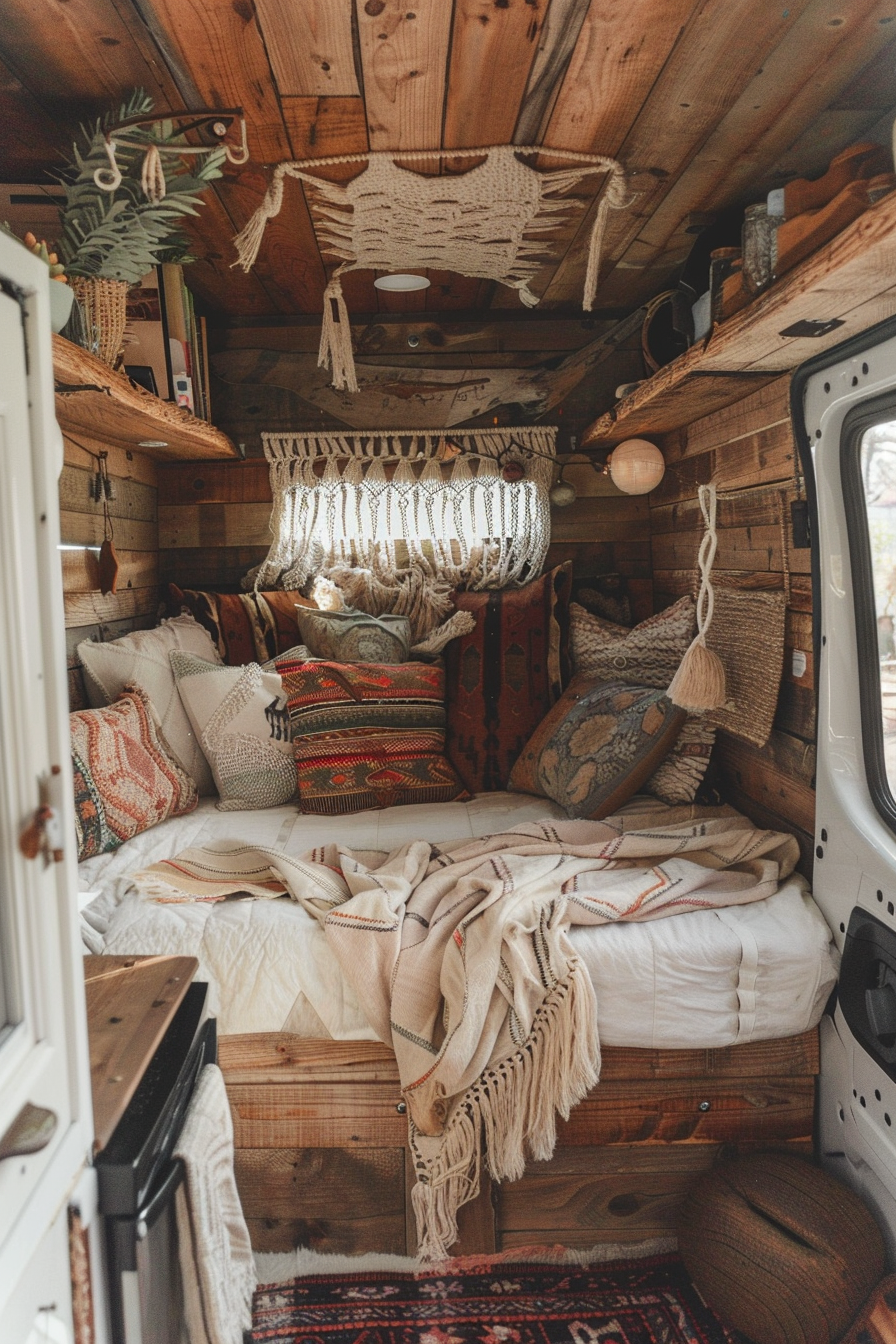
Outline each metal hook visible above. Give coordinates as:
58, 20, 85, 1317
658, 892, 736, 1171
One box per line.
93, 138, 123, 193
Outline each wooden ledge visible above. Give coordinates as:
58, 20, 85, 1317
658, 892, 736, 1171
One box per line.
584, 187, 896, 445
53, 334, 238, 462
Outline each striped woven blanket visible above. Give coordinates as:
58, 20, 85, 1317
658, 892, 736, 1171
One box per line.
133, 806, 799, 1260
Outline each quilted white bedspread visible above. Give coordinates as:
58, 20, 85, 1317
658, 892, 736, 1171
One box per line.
80, 794, 838, 1050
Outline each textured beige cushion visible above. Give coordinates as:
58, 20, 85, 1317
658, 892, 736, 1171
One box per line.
570, 596, 695, 689
170, 652, 295, 811
643, 715, 716, 805
78, 616, 221, 794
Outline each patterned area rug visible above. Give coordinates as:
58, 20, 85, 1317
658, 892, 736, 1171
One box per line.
251, 1252, 743, 1343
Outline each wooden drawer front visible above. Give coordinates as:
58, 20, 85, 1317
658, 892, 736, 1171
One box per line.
227, 1082, 408, 1147
235, 1147, 407, 1255
556, 1077, 815, 1146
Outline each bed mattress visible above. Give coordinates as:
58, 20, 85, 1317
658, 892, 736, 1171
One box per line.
80, 794, 838, 1050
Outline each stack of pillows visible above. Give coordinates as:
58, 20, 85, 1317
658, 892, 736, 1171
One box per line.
70, 566, 714, 863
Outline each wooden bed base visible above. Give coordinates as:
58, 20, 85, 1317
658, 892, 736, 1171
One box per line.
218, 1028, 819, 1257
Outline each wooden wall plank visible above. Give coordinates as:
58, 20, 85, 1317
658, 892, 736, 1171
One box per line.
255, 1, 360, 96
158, 460, 272, 506
64, 587, 159, 630
158, 501, 273, 548
160, 546, 268, 591
63, 435, 158, 489
443, 0, 547, 149
356, 0, 453, 150
60, 466, 157, 523
716, 730, 817, 836
61, 548, 158, 595
61, 512, 157, 553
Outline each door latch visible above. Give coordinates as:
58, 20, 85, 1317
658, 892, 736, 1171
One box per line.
0, 1102, 57, 1162
19, 768, 64, 865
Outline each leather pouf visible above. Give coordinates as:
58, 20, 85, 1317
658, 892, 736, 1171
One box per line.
677, 1152, 885, 1344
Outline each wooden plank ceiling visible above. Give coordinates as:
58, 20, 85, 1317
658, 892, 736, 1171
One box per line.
1, 0, 895, 430
2, 0, 895, 318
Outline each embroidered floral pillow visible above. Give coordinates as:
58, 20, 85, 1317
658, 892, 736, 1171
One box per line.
71, 686, 198, 862
509, 677, 686, 820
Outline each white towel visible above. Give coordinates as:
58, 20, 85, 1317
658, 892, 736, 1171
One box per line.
174, 1063, 255, 1344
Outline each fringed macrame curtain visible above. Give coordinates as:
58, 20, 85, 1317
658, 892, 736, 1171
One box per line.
246, 428, 557, 639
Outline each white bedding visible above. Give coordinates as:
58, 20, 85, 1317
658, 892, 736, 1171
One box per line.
80, 794, 838, 1050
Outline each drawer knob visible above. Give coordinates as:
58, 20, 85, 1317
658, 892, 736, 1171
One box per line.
698, 1100, 712, 1113
396, 1101, 407, 1115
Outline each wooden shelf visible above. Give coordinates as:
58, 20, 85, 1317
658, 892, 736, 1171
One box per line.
583, 188, 896, 446
84, 953, 198, 1153
53, 334, 238, 461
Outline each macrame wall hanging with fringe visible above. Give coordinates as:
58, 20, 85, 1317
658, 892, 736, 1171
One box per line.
232, 145, 630, 393
247, 426, 557, 641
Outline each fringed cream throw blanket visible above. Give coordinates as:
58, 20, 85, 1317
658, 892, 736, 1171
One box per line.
134, 808, 799, 1260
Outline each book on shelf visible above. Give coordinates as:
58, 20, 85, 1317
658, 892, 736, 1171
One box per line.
125, 264, 212, 420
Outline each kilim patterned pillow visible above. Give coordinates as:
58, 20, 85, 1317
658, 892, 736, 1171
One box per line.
276, 654, 468, 815
71, 685, 198, 862
170, 652, 296, 811
169, 584, 317, 665
569, 596, 696, 689
508, 677, 686, 819
444, 563, 572, 793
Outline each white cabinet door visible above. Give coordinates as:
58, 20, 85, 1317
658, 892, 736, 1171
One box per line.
0, 236, 92, 1318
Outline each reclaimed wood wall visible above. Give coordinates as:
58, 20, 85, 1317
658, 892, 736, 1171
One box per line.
649, 375, 816, 866
61, 434, 160, 707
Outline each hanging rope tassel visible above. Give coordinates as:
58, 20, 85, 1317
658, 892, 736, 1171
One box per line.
667, 483, 727, 711
140, 143, 166, 203
318, 273, 358, 393
583, 165, 630, 312
232, 166, 287, 272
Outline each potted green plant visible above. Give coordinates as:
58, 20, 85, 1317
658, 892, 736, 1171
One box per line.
58, 88, 225, 365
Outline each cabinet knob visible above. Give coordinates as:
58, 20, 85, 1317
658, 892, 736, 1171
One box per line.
0, 1102, 58, 1161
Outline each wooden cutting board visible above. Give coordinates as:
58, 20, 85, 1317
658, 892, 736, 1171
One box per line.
84, 954, 198, 1153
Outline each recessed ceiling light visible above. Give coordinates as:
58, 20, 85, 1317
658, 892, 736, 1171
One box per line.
138, 439, 169, 448
373, 273, 431, 292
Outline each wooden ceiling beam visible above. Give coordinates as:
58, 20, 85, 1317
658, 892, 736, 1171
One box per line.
537, 0, 815, 307
512, 0, 592, 147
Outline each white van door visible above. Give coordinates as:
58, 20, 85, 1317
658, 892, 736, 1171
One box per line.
798, 315, 896, 1259
0, 233, 93, 1329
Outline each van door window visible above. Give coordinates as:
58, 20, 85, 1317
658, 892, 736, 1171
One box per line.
860, 420, 896, 796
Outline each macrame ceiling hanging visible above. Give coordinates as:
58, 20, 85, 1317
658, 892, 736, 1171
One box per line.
232, 145, 630, 394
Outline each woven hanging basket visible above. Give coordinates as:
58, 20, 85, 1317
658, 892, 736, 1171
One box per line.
69, 277, 130, 367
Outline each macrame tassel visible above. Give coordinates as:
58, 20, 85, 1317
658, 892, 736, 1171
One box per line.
232, 168, 286, 272
668, 483, 727, 711
141, 143, 166, 203
318, 274, 358, 393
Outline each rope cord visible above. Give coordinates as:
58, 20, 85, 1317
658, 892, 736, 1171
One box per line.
694, 484, 717, 640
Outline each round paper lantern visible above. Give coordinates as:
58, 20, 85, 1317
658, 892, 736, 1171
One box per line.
607, 438, 665, 494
